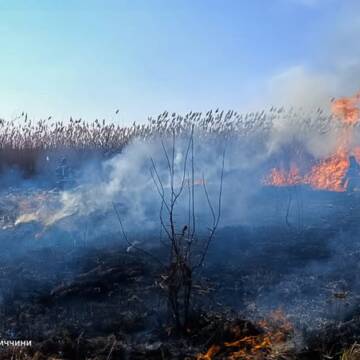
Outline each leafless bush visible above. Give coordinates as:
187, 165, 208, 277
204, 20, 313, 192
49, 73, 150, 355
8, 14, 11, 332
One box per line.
149, 128, 225, 331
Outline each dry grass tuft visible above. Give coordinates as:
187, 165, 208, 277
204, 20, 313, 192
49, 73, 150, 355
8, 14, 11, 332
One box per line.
341, 343, 360, 360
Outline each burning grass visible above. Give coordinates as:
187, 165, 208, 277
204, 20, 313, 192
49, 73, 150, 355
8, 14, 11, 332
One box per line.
197, 310, 294, 360
265, 91, 360, 192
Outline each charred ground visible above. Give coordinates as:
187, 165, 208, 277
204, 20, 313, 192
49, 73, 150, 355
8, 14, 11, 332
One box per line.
1, 190, 360, 359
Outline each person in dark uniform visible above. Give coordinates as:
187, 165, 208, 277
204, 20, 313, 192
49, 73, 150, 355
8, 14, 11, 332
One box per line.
343, 155, 360, 192
56, 157, 73, 190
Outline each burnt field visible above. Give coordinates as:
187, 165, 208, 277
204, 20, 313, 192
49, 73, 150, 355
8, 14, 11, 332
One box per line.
1, 188, 360, 359
1, 105, 360, 360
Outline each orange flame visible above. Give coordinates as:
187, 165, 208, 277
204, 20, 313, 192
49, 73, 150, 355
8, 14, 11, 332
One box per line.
266, 164, 302, 187
331, 91, 360, 125
265, 91, 360, 192
304, 151, 349, 191
197, 310, 293, 360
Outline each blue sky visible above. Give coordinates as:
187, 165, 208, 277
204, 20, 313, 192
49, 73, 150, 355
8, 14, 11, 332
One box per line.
0, 0, 357, 123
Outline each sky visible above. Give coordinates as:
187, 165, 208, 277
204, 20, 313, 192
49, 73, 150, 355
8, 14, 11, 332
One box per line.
0, 0, 359, 124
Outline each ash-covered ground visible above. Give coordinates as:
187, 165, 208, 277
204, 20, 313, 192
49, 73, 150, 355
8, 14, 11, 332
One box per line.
1, 175, 360, 359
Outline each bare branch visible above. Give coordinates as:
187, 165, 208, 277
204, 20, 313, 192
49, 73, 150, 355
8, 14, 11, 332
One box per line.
112, 202, 164, 267
194, 147, 225, 270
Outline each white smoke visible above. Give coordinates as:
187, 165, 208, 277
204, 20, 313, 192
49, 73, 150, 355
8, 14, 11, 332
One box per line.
266, 66, 337, 111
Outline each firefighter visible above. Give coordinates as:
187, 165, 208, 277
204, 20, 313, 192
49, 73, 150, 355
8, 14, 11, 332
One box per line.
55, 157, 73, 190
343, 155, 360, 192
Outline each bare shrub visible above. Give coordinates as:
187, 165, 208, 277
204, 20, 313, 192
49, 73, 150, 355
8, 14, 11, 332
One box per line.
150, 128, 225, 331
